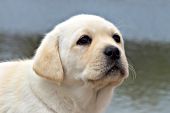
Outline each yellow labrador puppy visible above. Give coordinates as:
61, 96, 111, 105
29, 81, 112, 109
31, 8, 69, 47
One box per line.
0, 14, 129, 113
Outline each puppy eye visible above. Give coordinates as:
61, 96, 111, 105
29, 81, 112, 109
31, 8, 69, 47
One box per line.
77, 35, 92, 45
112, 34, 121, 43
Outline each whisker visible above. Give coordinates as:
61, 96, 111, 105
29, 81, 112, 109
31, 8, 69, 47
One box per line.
128, 63, 136, 80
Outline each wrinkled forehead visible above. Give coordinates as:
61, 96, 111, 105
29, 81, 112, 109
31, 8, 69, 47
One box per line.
59, 15, 121, 35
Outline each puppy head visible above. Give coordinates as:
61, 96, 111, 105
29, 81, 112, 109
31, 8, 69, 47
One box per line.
33, 14, 129, 87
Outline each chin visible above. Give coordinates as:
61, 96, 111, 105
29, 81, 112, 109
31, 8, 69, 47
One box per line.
86, 64, 128, 89
87, 73, 125, 90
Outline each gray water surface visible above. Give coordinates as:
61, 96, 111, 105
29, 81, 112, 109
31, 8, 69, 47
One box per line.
0, 36, 170, 113
1, 0, 170, 41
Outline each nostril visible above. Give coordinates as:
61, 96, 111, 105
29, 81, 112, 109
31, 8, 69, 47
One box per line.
113, 47, 120, 60
104, 47, 114, 57
104, 46, 120, 60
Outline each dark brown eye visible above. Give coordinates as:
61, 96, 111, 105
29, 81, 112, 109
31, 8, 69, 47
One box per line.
76, 35, 92, 45
112, 34, 121, 43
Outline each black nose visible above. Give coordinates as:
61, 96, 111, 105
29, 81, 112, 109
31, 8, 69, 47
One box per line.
104, 46, 120, 60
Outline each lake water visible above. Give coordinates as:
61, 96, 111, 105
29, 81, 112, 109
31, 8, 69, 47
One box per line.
107, 41, 170, 113
0, 35, 170, 113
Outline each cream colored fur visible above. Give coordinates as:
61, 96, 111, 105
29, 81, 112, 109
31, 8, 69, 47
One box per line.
0, 14, 128, 113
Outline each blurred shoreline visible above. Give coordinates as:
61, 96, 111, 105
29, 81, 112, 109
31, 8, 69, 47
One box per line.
0, 34, 170, 61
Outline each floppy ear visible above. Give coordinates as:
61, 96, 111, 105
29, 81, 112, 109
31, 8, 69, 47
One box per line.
33, 32, 64, 82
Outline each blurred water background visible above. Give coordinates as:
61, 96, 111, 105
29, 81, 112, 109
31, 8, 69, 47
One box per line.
0, 0, 170, 113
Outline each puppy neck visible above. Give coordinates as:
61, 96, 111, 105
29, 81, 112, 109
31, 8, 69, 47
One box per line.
29, 72, 114, 113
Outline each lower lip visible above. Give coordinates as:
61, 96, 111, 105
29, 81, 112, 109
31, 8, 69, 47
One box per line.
106, 66, 125, 76
105, 66, 118, 75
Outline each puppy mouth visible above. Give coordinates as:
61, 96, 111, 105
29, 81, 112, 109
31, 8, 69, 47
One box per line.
86, 60, 128, 83
104, 63, 126, 77
88, 62, 127, 86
